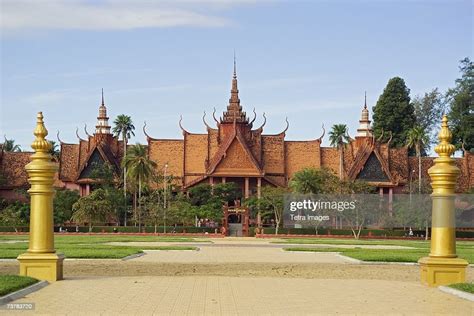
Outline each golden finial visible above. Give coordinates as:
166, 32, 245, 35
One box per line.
434, 115, 455, 158
31, 112, 52, 153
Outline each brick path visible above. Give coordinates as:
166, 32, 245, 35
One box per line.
2, 239, 472, 315
3, 276, 472, 315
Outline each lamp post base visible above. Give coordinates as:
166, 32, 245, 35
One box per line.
17, 252, 65, 282
418, 256, 468, 287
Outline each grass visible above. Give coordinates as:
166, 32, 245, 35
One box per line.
0, 275, 38, 296
448, 283, 474, 294
146, 246, 198, 251
283, 240, 474, 263
0, 235, 202, 259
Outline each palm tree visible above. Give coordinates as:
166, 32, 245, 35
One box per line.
112, 115, 135, 226
122, 143, 156, 229
3, 138, 21, 152
329, 124, 351, 180
406, 126, 429, 194
48, 141, 60, 162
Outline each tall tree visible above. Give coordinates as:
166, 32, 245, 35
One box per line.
3, 138, 21, 152
372, 77, 416, 147
257, 186, 287, 235
53, 188, 80, 225
88, 162, 125, 225
447, 58, 474, 153
411, 88, 445, 151
112, 114, 135, 225
406, 126, 429, 194
328, 124, 351, 180
188, 183, 241, 223
122, 143, 156, 229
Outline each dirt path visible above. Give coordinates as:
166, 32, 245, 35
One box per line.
1, 260, 473, 282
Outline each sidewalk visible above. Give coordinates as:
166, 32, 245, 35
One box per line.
3, 276, 472, 315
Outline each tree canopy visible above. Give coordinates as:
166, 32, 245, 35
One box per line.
71, 188, 114, 231
447, 57, 474, 153
372, 77, 416, 147
411, 88, 445, 152
289, 168, 340, 194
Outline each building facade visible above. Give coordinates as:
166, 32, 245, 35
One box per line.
1, 67, 473, 200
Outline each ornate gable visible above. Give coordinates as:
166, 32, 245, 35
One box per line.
214, 136, 261, 176
77, 145, 119, 181
347, 142, 394, 184
208, 128, 262, 176
356, 152, 390, 182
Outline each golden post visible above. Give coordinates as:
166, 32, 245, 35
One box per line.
418, 115, 468, 286
17, 112, 64, 281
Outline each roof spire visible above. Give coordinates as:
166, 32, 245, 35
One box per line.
96, 89, 111, 134
233, 50, 237, 79
221, 52, 248, 124
357, 92, 372, 138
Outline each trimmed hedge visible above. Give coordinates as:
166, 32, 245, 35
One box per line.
0, 226, 473, 238
59, 226, 217, 234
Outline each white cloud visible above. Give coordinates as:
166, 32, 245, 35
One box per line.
0, 0, 251, 33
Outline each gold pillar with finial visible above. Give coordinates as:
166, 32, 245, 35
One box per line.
418, 115, 468, 286
17, 112, 64, 281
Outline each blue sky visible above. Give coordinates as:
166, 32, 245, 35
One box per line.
1, 0, 472, 150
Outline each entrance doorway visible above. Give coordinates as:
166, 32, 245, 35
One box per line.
222, 205, 249, 237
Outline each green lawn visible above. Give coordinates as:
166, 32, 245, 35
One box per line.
448, 283, 474, 294
148, 246, 198, 251
0, 275, 38, 296
281, 238, 474, 263
0, 235, 202, 259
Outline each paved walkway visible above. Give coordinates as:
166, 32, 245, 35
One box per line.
2, 238, 472, 314
106, 239, 411, 264
135, 248, 352, 264
3, 276, 472, 315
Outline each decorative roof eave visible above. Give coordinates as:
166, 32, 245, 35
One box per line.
179, 115, 190, 135
75, 127, 86, 142
84, 124, 92, 138
251, 113, 266, 133
203, 111, 218, 131
56, 130, 76, 145
281, 124, 325, 143
265, 117, 289, 137
212, 108, 220, 126
143, 121, 160, 142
